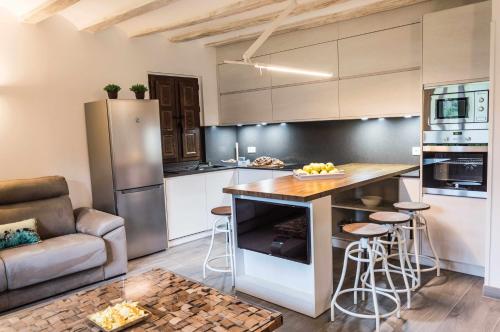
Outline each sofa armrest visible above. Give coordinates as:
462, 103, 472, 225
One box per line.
75, 207, 124, 237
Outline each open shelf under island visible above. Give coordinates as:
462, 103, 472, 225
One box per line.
223, 163, 419, 318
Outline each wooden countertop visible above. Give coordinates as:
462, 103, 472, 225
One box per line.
223, 163, 419, 202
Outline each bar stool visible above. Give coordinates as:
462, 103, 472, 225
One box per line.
331, 223, 400, 332
393, 202, 440, 287
203, 206, 235, 286
367, 211, 418, 309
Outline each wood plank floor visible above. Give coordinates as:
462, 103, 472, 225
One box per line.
129, 235, 500, 332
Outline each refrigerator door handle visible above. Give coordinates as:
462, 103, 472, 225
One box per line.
119, 184, 162, 195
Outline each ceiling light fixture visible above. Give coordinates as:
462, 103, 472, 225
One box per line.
361, 117, 369, 121
261, 122, 268, 126
223, 0, 334, 79
404, 115, 413, 118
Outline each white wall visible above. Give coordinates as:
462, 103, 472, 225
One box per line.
486, 0, 500, 293
0, 8, 218, 208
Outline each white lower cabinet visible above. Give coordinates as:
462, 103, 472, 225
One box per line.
237, 169, 274, 184
206, 170, 238, 229
164, 174, 207, 240
165, 170, 236, 241
422, 194, 487, 275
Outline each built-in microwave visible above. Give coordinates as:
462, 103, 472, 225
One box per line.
426, 82, 489, 130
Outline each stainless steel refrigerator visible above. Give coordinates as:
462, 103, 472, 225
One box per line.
84, 100, 167, 260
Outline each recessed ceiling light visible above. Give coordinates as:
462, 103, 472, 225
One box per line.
404, 115, 413, 118
361, 117, 369, 121
280, 122, 287, 126
256, 124, 261, 127
378, 118, 385, 121
237, 124, 243, 127
261, 122, 267, 126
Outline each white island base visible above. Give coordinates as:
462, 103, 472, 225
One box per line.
231, 195, 333, 318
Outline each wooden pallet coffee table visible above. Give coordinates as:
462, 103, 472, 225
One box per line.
0, 268, 282, 332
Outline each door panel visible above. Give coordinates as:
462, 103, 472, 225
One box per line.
150, 75, 179, 163
108, 100, 163, 190
116, 185, 167, 259
178, 78, 202, 160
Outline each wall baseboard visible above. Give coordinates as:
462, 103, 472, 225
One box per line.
483, 285, 500, 300
168, 230, 212, 247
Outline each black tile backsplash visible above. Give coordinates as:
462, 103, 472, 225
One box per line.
205, 117, 420, 165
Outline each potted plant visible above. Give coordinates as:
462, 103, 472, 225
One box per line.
130, 84, 148, 100
103, 84, 121, 99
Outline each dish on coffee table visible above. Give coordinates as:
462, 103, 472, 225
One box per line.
87, 301, 150, 332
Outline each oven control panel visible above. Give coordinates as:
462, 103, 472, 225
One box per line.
423, 130, 489, 144
475, 91, 489, 122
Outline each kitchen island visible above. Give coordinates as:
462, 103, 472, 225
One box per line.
223, 163, 419, 318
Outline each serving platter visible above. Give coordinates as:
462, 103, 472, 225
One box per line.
293, 170, 346, 180
87, 305, 150, 332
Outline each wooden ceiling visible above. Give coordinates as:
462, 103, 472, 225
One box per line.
1, 0, 430, 46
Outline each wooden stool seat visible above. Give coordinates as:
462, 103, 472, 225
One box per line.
393, 201, 430, 211
343, 223, 390, 238
369, 211, 410, 224
211, 206, 232, 216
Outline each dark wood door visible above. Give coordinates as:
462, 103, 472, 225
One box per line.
178, 78, 201, 161
149, 74, 203, 164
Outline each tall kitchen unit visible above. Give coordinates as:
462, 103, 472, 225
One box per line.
84, 100, 167, 260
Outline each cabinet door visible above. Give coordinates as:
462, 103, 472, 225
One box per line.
205, 170, 237, 229
423, 1, 491, 85
218, 55, 271, 93
272, 81, 339, 121
237, 169, 274, 184
178, 78, 202, 161
270, 42, 338, 86
421, 194, 486, 268
339, 70, 421, 118
165, 175, 207, 240
219, 90, 272, 125
398, 176, 420, 202
339, 23, 421, 78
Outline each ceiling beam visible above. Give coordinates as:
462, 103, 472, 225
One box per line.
169, 0, 350, 43
205, 0, 429, 47
130, 0, 288, 38
22, 0, 80, 24
81, 0, 178, 33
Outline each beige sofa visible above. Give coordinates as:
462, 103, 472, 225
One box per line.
0, 176, 127, 312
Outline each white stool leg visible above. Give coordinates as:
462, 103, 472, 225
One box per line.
420, 214, 441, 277
411, 212, 422, 287
227, 216, 235, 287
203, 218, 219, 279
378, 240, 401, 319
331, 241, 358, 322
366, 239, 380, 332
353, 245, 363, 305
396, 228, 412, 309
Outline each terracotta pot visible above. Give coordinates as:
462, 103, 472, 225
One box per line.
107, 91, 118, 99
134, 91, 145, 99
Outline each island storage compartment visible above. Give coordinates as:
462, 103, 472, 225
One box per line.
234, 198, 311, 264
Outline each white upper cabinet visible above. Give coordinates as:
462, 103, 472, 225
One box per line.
272, 81, 339, 122
423, 1, 491, 85
339, 24, 422, 77
269, 42, 338, 86
219, 90, 272, 125
339, 70, 421, 118
218, 55, 271, 93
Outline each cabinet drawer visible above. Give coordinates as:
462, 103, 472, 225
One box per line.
339, 70, 421, 118
272, 81, 339, 121
270, 42, 338, 86
339, 24, 421, 77
220, 90, 272, 125
218, 55, 271, 93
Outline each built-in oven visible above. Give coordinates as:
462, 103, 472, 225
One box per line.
425, 81, 489, 130
422, 145, 488, 198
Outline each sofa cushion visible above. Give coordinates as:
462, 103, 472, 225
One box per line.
0, 196, 76, 240
0, 176, 69, 206
0, 259, 6, 292
0, 234, 106, 290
